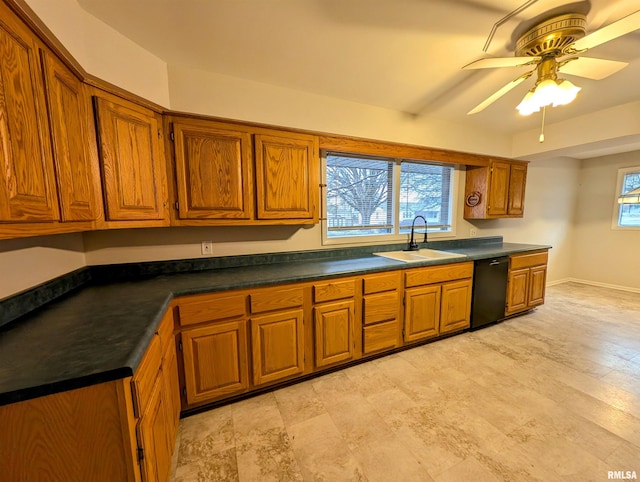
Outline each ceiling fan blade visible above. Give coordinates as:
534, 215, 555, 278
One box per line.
463, 56, 539, 70
560, 56, 628, 80
572, 10, 640, 51
467, 71, 533, 115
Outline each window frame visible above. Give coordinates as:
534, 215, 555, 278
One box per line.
321, 152, 460, 246
611, 166, 640, 231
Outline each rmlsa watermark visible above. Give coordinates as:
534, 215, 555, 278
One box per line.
608, 471, 637, 480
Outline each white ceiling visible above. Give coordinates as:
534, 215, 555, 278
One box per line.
77, 0, 640, 136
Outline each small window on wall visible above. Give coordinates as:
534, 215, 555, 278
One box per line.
613, 166, 640, 229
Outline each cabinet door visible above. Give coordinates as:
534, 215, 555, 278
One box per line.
172, 121, 253, 220
487, 161, 510, 216
251, 309, 304, 385
181, 320, 249, 405
404, 285, 441, 342
507, 163, 527, 216
94, 96, 166, 221
0, 6, 58, 222
528, 265, 547, 308
41, 50, 99, 222
506, 268, 529, 315
161, 337, 180, 450
440, 279, 472, 334
254, 133, 318, 221
313, 300, 355, 368
137, 375, 172, 482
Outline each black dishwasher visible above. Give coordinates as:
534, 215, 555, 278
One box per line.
470, 256, 509, 330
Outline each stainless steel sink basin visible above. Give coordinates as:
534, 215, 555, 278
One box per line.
374, 249, 466, 263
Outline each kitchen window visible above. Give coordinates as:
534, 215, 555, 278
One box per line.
323, 153, 456, 244
612, 166, 640, 229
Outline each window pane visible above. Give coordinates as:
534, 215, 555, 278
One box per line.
619, 171, 640, 227
399, 162, 452, 233
326, 155, 393, 237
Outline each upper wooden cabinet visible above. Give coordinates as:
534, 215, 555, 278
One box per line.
0, 3, 58, 223
166, 116, 319, 226
171, 119, 253, 220
93, 92, 168, 223
254, 132, 319, 221
41, 50, 101, 223
464, 160, 528, 219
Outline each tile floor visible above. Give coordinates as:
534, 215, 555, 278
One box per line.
171, 282, 640, 481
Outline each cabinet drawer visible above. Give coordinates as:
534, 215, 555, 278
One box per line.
405, 262, 473, 287
250, 287, 304, 314
363, 292, 398, 325
510, 251, 548, 270
363, 272, 400, 294
157, 307, 175, 354
363, 320, 399, 354
314, 279, 356, 303
131, 334, 162, 417
178, 292, 246, 326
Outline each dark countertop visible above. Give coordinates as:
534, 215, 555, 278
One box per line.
0, 239, 550, 406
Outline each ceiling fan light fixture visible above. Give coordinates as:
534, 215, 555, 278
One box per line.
516, 89, 539, 115
516, 78, 581, 116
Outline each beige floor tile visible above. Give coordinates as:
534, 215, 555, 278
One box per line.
435, 456, 501, 482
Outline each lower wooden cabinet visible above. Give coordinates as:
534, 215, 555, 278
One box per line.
440, 279, 473, 334
181, 320, 249, 405
251, 309, 305, 385
137, 374, 172, 482
313, 300, 355, 367
506, 250, 548, 316
362, 272, 401, 354
404, 285, 441, 342
403, 262, 473, 342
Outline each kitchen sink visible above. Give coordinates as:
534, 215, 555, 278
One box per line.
374, 249, 466, 263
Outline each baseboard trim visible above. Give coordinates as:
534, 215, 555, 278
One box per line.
549, 278, 640, 294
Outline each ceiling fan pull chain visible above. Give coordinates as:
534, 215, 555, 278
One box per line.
539, 106, 546, 143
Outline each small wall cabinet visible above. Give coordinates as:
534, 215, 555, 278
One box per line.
464, 160, 527, 219
93, 91, 169, 225
506, 250, 548, 316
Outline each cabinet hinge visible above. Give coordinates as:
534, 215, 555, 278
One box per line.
170, 131, 175, 141
174, 202, 179, 211
182, 387, 187, 396
178, 340, 183, 351
137, 447, 144, 462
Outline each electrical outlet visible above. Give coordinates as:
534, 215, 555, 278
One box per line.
201, 241, 213, 255
469, 228, 477, 238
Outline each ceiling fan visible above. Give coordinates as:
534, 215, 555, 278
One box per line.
464, 9, 640, 116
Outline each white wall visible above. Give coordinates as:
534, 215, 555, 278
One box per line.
0, 234, 85, 299
24, 0, 170, 106
571, 152, 640, 291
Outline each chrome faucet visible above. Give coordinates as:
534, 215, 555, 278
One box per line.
405, 215, 427, 251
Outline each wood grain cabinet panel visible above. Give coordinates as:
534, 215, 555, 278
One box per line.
94, 95, 166, 222
464, 160, 528, 219
251, 309, 304, 385
363, 291, 398, 325
528, 265, 547, 307
363, 321, 399, 354
172, 120, 253, 220
136, 375, 172, 482
254, 132, 319, 221
41, 50, 100, 222
181, 320, 249, 405
313, 300, 355, 368
0, 4, 59, 223
404, 285, 441, 342
161, 334, 180, 447
506, 250, 548, 316
440, 279, 472, 334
